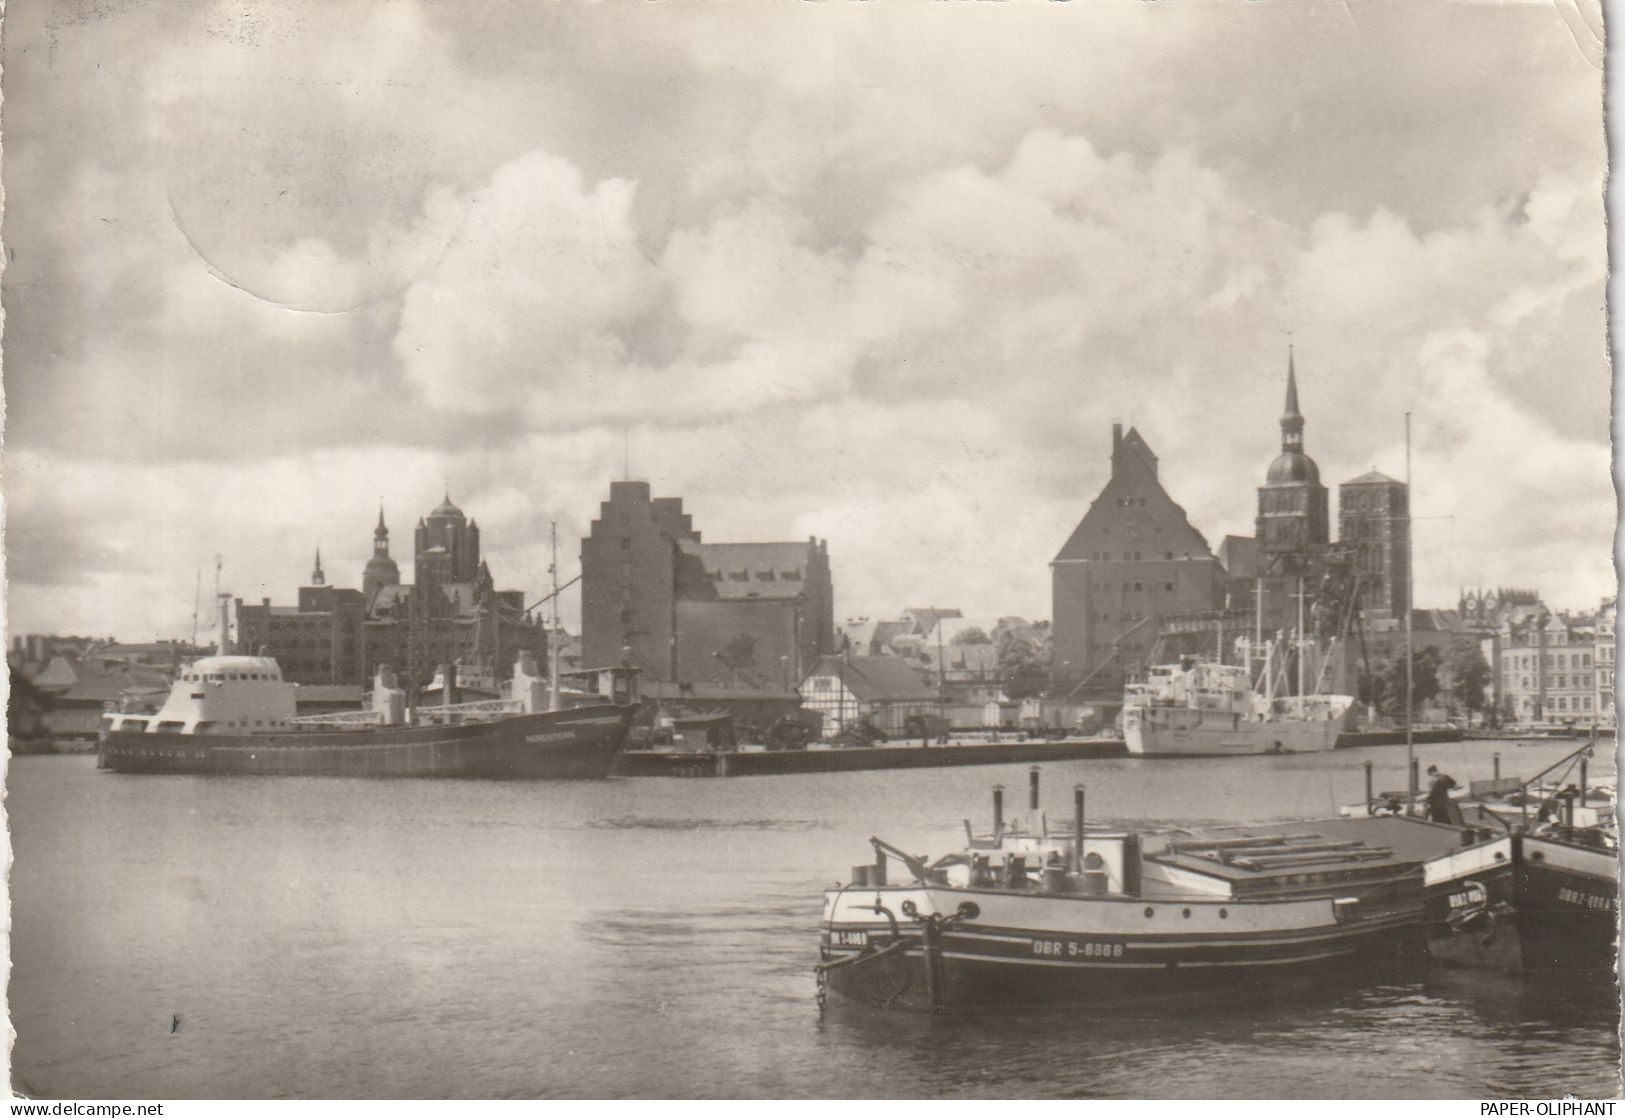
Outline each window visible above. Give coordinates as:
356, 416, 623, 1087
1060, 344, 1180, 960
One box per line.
1165, 582, 1175, 591
781, 570, 802, 581
754, 571, 775, 581
729, 571, 748, 582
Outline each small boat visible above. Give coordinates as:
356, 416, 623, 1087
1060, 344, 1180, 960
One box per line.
1423, 830, 1618, 975
817, 771, 1465, 1012
1420, 744, 1618, 974
98, 651, 639, 780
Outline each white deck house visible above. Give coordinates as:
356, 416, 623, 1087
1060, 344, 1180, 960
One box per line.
798, 655, 939, 738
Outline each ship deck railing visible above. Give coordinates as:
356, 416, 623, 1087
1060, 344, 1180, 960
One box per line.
413, 699, 524, 720
286, 710, 389, 727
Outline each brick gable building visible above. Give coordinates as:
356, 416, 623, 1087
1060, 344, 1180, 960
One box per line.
580, 481, 835, 687
1051, 424, 1225, 699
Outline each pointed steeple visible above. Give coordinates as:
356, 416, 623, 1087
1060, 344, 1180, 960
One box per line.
373, 506, 392, 559
1280, 346, 1304, 451
311, 546, 325, 586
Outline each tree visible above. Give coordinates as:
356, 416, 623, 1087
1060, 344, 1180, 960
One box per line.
997, 634, 1047, 701
1446, 639, 1492, 723
1356, 666, 1389, 716
1382, 646, 1442, 718
953, 626, 991, 646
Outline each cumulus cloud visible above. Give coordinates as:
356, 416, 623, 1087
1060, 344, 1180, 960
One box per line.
3, 0, 1611, 641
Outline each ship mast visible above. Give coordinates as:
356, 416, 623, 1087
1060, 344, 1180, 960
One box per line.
1254, 575, 1265, 692
1404, 412, 1416, 814
1296, 575, 1307, 700
549, 520, 561, 714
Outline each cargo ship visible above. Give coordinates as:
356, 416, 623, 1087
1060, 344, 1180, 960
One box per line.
98, 651, 638, 780
1123, 644, 1355, 757
1124, 567, 1356, 757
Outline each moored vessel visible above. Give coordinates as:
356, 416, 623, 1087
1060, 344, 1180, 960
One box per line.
817, 772, 1467, 1012
1123, 640, 1355, 757
99, 651, 638, 780
1420, 744, 1618, 974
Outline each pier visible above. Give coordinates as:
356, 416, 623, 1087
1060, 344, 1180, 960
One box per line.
616, 736, 1126, 778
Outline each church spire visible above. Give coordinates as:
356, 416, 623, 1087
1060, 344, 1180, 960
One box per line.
311, 546, 325, 587
373, 506, 391, 559
1281, 347, 1304, 451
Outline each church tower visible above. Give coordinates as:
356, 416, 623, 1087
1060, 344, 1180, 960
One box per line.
1255, 350, 1329, 568
362, 506, 402, 603
310, 547, 326, 587
415, 492, 481, 585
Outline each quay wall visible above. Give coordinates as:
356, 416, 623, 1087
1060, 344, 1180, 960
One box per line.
617, 738, 1126, 778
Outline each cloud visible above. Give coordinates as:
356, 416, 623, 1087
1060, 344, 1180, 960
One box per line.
2, 0, 1611, 642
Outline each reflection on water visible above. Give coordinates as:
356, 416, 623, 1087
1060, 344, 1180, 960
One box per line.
8, 742, 1619, 1099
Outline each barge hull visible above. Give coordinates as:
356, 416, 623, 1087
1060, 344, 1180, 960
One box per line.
1423, 834, 1618, 973
820, 881, 1423, 1011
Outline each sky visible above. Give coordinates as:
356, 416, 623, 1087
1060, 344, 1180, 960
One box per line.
2, 0, 1614, 645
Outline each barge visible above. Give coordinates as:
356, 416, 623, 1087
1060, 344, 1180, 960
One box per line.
817, 771, 1471, 1011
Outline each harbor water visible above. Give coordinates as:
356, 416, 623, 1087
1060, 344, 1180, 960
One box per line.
9, 740, 1619, 1099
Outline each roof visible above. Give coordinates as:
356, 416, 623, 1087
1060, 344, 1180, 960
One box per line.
839, 619, 880, 654
428, 493, 466, 520
871, 619, 913, 649
1264, 449, 1321, 486
57, 665, 173, 703
31, 654, 91, 692
932, 616, 1004, 645
1411, 609, 1465, 634
682, 540, 813, 600
369, 584, 410, 614
1344, 470, 1403, 486
644, 682, 799, 702
806, 655, 937, 702
1054, 425, 1214, 564
902, 607, 963, 635
1115, 426, 1159, 474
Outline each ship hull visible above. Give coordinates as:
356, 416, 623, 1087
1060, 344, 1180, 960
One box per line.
1422, 833, 1618, 974
819, 883, 1420, 1011
1125, 709, 1345, 756
97, 704, 636, 780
